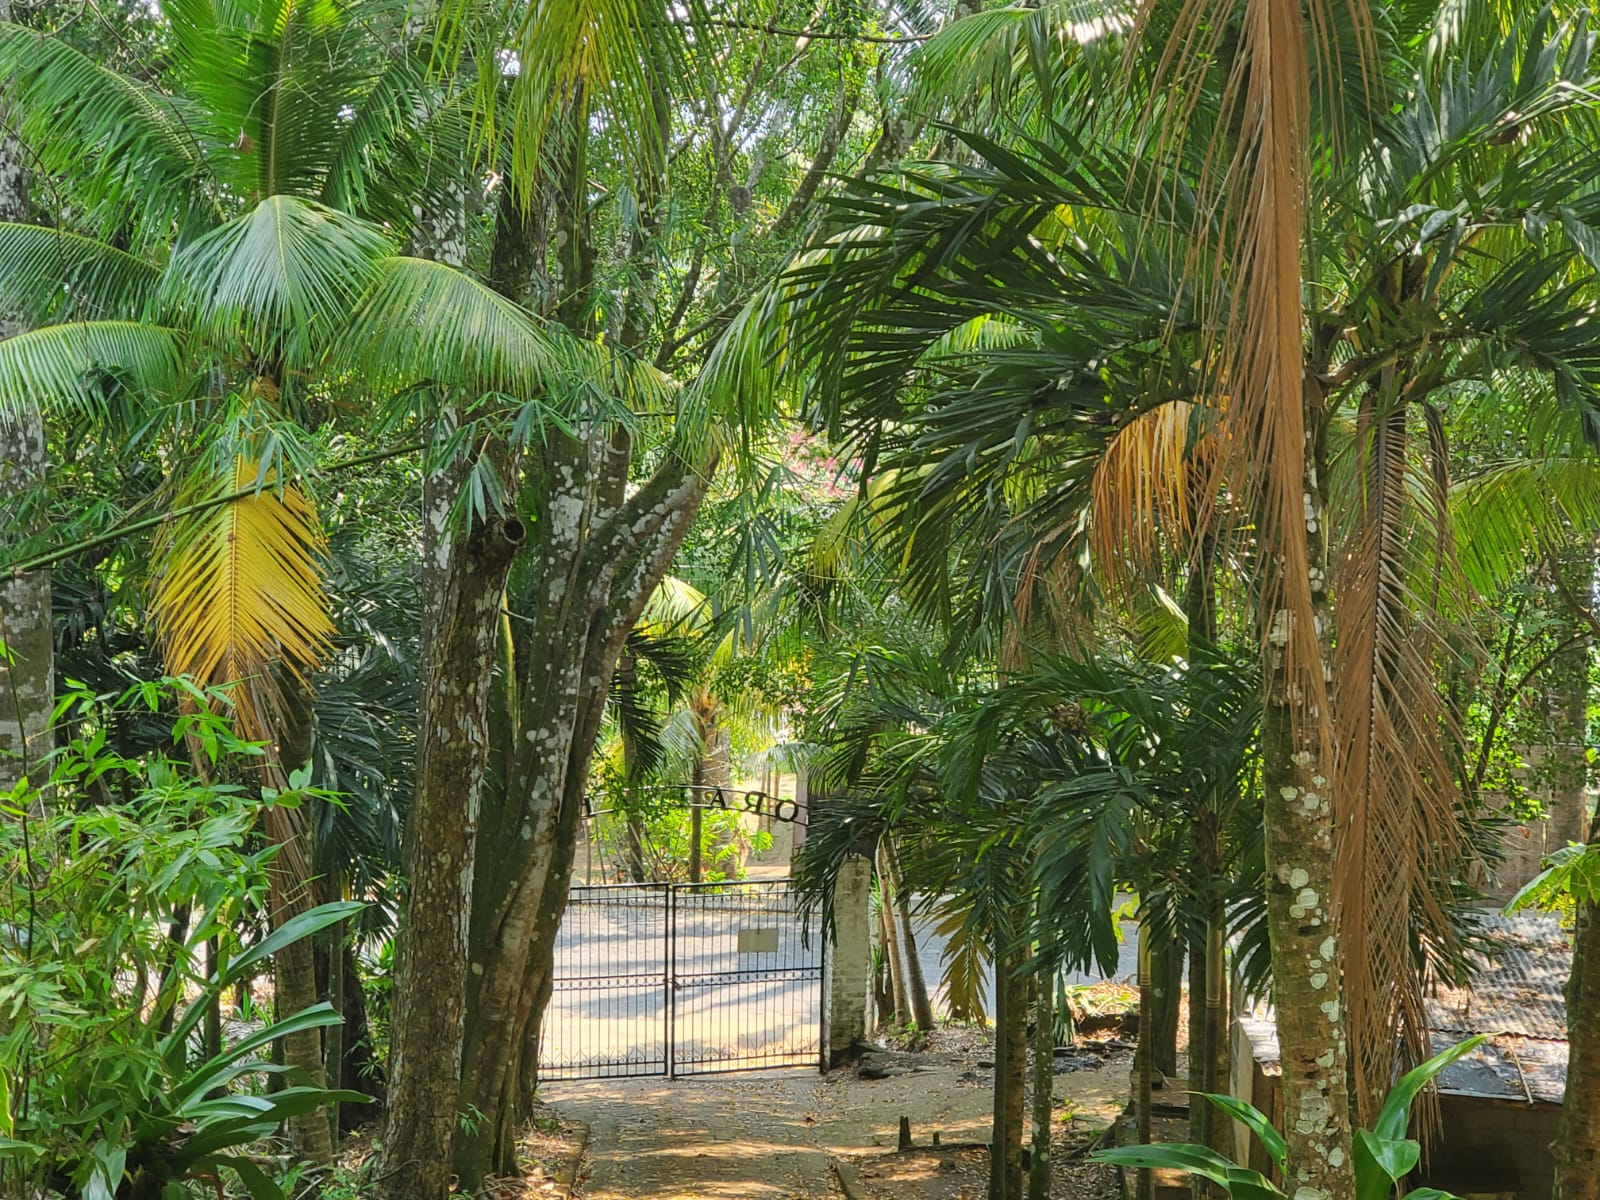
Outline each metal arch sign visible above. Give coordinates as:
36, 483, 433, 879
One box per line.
579, 784, 805, 825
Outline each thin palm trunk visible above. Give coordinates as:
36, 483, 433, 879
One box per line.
324, 916, 346, 1149
880, 878, 909, 1025
1135, 917, 1154, 1200
1148, 932, 1181, 1080
887, 841, 936, 1032
988, 944, 1027, 1200
1558, 811, 1600, 1200
1028, 968, 1053, 1200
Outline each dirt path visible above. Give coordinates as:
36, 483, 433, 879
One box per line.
544, 1034, 1133, 1200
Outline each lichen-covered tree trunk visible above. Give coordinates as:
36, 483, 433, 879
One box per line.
1558, 812, 1600, 1200
0, 11, 52, 795
382, 510, 525, 1200
452, 443, 710, 1188
1028, 970, 1053, 1200
1259, 405, 1354, 1200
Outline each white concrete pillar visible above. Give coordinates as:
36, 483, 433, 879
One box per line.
827, 854, 874, 1067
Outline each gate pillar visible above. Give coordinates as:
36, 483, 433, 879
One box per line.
826, 854, 874, 1067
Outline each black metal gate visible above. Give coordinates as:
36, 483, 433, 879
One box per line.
539, 880, 824, 1080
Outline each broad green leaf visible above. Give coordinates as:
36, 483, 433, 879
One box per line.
1201, 1092, 1287, 1170
1355, 1129, 1422, 1200
1373, 1036, 1486, 1142
212, 1155, 286, 1200
1092, 1143, 1240, 1186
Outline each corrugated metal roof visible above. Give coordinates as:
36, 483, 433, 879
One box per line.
1426, 913, 1569, 1044
1239, 912, 1572, 1105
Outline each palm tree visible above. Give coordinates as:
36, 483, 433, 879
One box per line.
761, 3, 1600, 1188
0, 0, 577, 1165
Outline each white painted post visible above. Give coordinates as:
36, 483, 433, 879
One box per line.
827, 854, 874, 1067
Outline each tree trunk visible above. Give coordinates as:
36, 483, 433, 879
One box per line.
324, 917, 346, 1149
626, 814, 648, 883
452, 440, 711, 1190
617, 647, 648, 883
887, 841, 936, 1032
275, 925, 333, 1162
1148, 930, 1182, 1080
989, 942, 1012, 1200
1002, 950, 1028, 1200
0, 28, 52, 796
204, 938, 223, 1065
879, 847, 909, 1026
382, 512, 525, 1200
1259, 399, 1354, 1200
262, 682, 334, 1165
1544, 550, 1592, 849
1185, 509, 1230, 1189
689, 802, 704, 883
1557, 813, 1600, 1200
1135, 919, 1154, 1200
1029, 968, 1053, 1200
337, 940, 385, 1127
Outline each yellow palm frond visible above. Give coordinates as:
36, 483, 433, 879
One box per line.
153, 455, 334, 741
1088, 398, 1212, 587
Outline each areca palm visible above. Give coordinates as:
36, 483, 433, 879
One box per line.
759, 2, 1600, 1190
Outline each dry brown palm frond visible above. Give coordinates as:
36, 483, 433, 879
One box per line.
1128, 0, 1375, 1171
1333, 392, 1476, 1118
1007, 539, 1095, 672
1088, 397, 1219, 593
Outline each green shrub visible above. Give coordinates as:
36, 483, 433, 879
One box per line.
0, 682, 363, 1199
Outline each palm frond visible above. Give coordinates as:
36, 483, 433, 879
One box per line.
1332, 396, 1468, 1107
0, 321, 184, 421
346, 255, 576, 404
1088, 398, 1212, 589
0, 224, 163, 324
1452, 454, 1600, 593
0, 23, 213, 237
161, 196, 392, 375
493, 0, 688, 193
153, 454, 336, 739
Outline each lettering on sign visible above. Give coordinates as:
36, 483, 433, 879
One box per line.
737, 927, 780, 955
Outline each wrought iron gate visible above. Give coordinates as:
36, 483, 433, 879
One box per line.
538, 880, 824, 1080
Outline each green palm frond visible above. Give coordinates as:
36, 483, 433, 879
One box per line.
346, 255, 575, 401
1452, 454, 1600, 594
0, 322, 184, 421
0, 224, 163, 324
909, 0, 1130, 125
162, 0, 404, 200
161, 196, 392, 375
0, 23, 214, 237
492, 0, 688, 189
